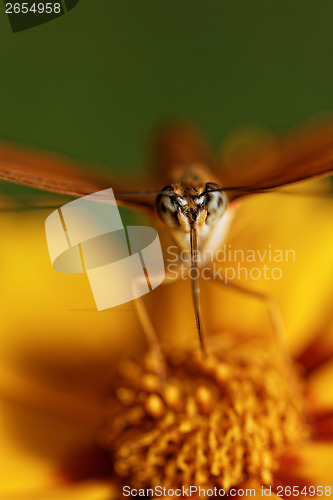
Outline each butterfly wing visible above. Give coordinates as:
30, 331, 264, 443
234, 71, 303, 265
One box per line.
0, 141, 156, 215
148, 119, 216, 185
219, 120, 333, 201
2, 119, 332, 212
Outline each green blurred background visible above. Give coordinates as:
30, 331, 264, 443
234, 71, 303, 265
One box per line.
1, 0, 333, 176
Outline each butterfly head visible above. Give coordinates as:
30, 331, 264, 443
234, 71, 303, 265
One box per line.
156, 182, 228, 233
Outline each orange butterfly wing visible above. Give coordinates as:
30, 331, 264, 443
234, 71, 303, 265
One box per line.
0, 141, 156, 214
218, 120, 333, 201
0, 119, 332, 211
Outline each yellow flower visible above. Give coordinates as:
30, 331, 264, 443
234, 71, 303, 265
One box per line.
0, 179, 332, 499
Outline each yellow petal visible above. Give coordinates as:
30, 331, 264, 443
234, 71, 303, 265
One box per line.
0, 209, 144, 492
0, 480, 117, 500
287, 442, 333, 484
0, 391, 108, 494
307, 360, 333, 411
0, 209, 146, 406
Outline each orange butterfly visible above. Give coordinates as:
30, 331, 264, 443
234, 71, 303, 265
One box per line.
0, 119, 332, 362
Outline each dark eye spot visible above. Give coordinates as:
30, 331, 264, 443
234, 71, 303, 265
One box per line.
161, 203, 167, 213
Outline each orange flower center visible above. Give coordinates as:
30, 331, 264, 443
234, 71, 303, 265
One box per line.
101, 333, 309, 492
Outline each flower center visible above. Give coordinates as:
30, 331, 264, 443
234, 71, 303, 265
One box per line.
101, 333, 309, 492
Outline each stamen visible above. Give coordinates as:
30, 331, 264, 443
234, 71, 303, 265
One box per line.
100, 333, 309, 491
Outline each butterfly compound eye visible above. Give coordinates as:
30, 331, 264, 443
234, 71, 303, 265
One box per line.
205, 183, 228, 226
156, 186, 180, 227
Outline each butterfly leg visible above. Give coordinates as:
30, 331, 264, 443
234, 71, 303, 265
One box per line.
134, 296, 166, 385
208, 271, 290, 364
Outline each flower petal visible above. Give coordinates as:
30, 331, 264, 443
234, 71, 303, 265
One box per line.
310, 409, 333, 442
0, 210, 144, 495
280, 443, 333, 485
296, 320, 333, 377
306, 359, 333, 411
0, 480, 117, 500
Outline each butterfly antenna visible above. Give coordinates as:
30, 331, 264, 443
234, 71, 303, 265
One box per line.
208, 186, 333, 198
190, 226, 206, 355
